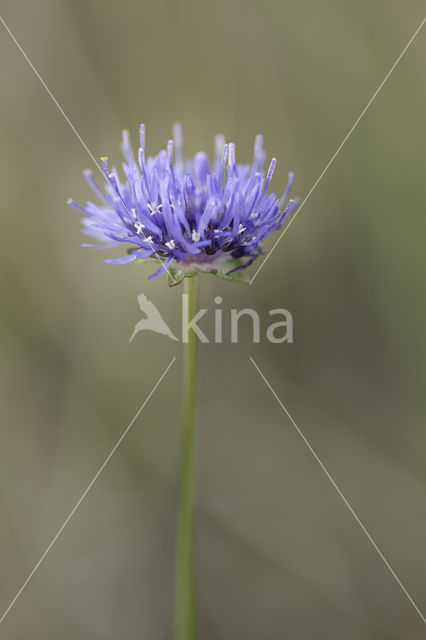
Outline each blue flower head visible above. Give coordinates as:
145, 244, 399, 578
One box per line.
69, 124, 297, 285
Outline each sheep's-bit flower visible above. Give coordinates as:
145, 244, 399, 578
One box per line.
69, 124, 297, 285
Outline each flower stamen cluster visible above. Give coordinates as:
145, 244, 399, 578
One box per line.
69, 124, 297, 283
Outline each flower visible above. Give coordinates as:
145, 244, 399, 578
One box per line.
68, 124, 297, 284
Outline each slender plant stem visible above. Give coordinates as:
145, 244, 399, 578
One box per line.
175, 276, 197, 640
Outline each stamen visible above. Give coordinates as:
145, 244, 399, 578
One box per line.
138, 147, 145, 168
134, 221, 146, 234
147, 203, 163, 216
193, 152, 209, 184
219, 144, 229, 184
121, 129, 133, 164
253, 135, 263, 160
252, 135, 265, 172
168, 139, 174, 164
228, 143, 236, 167
173, 122, 183, 163
101, 156, 109, 178
279, 172, 294, 208
139, 124, 145, 150
215, 134, 225, 162
265, 158, 277, 190
184, 173, 195, 212
67, 198, 84, 211
191, 230, 201, 242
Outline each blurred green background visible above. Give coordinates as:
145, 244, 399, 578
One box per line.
0, 1, 425, 638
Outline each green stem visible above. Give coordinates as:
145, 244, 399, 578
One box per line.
175, 276, 197, 640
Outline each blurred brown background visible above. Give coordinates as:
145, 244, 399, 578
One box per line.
0, 1, 425, 638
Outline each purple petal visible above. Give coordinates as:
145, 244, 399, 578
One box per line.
104, 253, 137, 265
